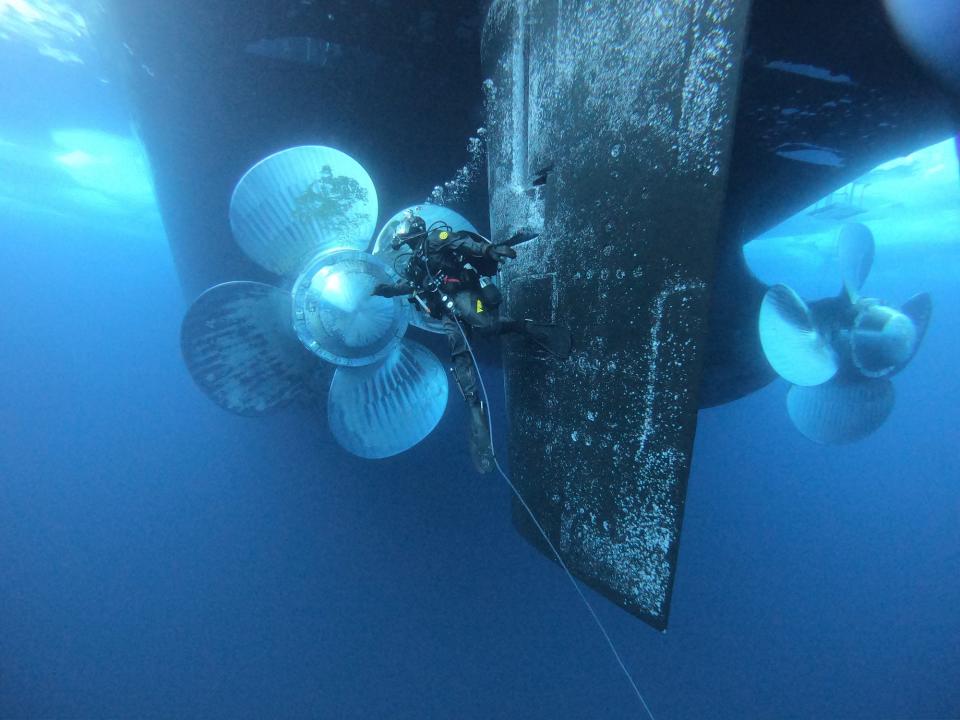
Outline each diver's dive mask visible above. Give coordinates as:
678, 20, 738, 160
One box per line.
391, 212, 428, 250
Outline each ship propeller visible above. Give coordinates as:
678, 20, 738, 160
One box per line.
180, 146, 475, 458
758, 222, 931, 443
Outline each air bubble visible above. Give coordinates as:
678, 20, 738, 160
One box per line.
426, 129, 488, 206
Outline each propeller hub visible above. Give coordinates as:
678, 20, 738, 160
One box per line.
292, 249, 408, 366
851, 304, 917, 377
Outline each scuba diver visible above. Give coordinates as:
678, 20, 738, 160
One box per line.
372, 211, 571, 473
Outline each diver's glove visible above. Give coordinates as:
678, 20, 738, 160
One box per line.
485, 243, 517, 260
371, 282, 410, 298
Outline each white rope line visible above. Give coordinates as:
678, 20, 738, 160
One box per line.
455, 318, 656, 720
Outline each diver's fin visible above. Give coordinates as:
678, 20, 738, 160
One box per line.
180, 281, 314, 416
786, 377, 894, 444
327, 339, 448, 458
522, 320, 572, 359
838, 222, 875, 301
759, 284, 838, 387
892, 292, 933, 375
468, 402, 495, 474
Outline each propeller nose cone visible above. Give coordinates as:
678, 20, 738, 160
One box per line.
293, 249, 408, 366
851, 305, 917, 376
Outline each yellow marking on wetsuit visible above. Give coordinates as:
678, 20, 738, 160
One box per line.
439, 230, 450, 240
476, 298, 484, 313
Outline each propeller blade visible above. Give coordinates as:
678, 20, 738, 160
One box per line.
292, 249, 408, 367
371, 203, 480, 335
892, 292, 933, 374
838, 222, 875, 301
327, 339, 449, 458
229, 145, 379, 276
787, 377, 895, 444
181, 281, 314, 416
759, 284, 838, 386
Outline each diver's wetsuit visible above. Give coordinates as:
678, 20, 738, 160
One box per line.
372, 228, 539, 472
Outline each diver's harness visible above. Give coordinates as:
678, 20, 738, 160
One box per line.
398, 221, 500, 319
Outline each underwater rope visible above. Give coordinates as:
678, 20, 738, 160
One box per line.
454, 318, 657, 720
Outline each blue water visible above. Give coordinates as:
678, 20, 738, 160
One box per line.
1, 14, 959, 720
